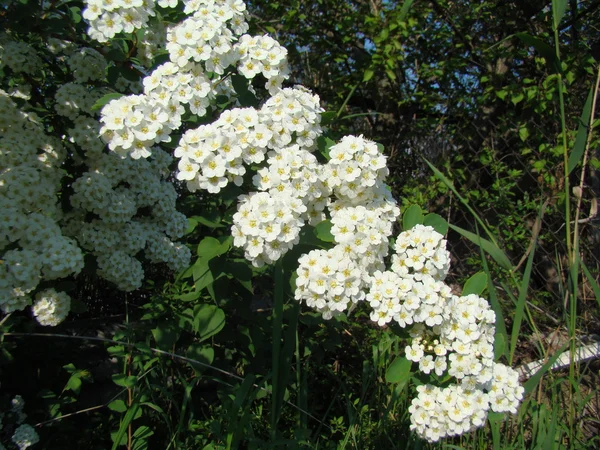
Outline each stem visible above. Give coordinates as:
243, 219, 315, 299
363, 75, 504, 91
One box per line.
270, 258, 285, 439
553, 16, 577, 439
572, 66, 600, 255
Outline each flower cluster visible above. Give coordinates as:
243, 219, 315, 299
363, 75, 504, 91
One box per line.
391, 224, 450, 280
235, 34, 289, 91
408, 362, 524, 442
0, 91, 82, 320
67, 47, 107, 83
32, 288, 72, 327
231, 191, 305, 266
323, 135, 389, 203
1, 33, 191, 324
294, 246, 366, 319
0, 35, 42, 75
67, 150, 191, 290
83, 0, 156, 42
173, 86, 323, 195
166, 1, 248, 69
363, 225, 524, 442
0, 395, 39, 450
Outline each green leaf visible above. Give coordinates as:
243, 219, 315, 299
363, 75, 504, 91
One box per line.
223, 260, 253, 293
385, 356, 412, 384
91, 93, 123, 112
317, 135, 336, 159
151, 320, 181, 350
496, 90, 508, 100
449, 224, 513, 270
519, 125, 529, 141
68, 6, 82, 23
363, 68, 375, 82
133, 426, 154, 440
511, 93, 524, 105
320, 111, 337, 126
111, 400, 140, 450
462, 271, 487, 296
111, 374, 138, 388
423, 213, 448, 235
398, 0, 415, 21
193, 304, 225, 341
552, 0, 568, 29
515, 33, 561, 74
231, 74, 249, 95
509, 229, 538, 365
65, 375, 82, 394
63, 363, 77, 373
402, 204, 423, 230
314, 220, 335, 243
108, 400, 128, 413
568, 85, 594, 174
186, 344, 215, 373
493, 332, 506, 361
197, 236, 231, 260
523, 343, 569, 394
581, 261, 600, 309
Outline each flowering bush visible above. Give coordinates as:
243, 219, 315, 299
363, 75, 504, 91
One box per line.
0, 28, 190, 322
0, 0, 525, 444
89, 0, 524, 442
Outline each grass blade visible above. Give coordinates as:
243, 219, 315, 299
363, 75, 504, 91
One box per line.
449, 223, 512, 270
567, 85, 594, 174
523, 343, 569, 394
581, 261, 600, 309
478, 239, 508, 360
509, 230, 537, 366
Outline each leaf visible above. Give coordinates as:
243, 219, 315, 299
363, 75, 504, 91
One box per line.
423, 213, 448, 235
398, 0, 415, 21
568, 85, 594, 174
111, 374, 138, 388
385, 356, 412, 384
314, 220, 335, 243
462, 271, 487, 296
449, 224, 513, 270
111, 400, 140, 450
508, 232, 537, 365
231, 74, 249, 95
511, 93, 524, 105
402, 204, 424, 230
108, 400, 128, 413
581, 261, 600, 309
197, 236, 231, 260
523, 344, 569, 394
552, 0, 568, 29
320, 111, 337, 126
515, 33, 561, 74
496, 90, 508, 101
363, 68, 375, 82
519, 125, 529, 141
223, 260, 253, 293
493, 332, 506, 361
133, 426, 154, 440
317, 135, 336, 159
151, 320, 181, 350
91, 93, 123, 112
186, 344, 214, 373
193, 304, 225, 341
